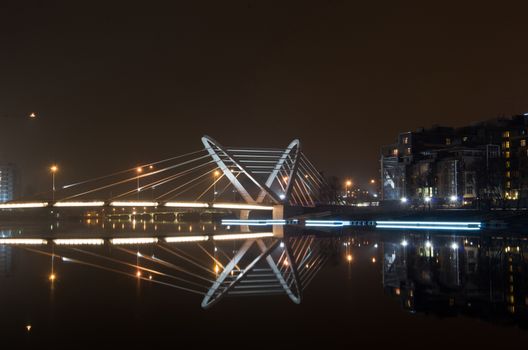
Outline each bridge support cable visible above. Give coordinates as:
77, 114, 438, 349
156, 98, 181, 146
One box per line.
115, 246, 215, 283
22, 247, 206, 295
69, 247, 209, 289
61, 149, 207, 190
110, 161, 217, 200
59, 153, 212, 201
156, 244, 217, 276
155, 168, 219, 201
194, 172, 224, 202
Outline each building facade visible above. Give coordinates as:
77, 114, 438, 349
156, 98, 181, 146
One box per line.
0, 163, 16, 202
381, 114, 528, 208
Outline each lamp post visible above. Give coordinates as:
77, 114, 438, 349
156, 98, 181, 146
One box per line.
136, 167, 143, 199
50, 165, 58, 201
345, 180, 352, 202
213, 170, 220, 202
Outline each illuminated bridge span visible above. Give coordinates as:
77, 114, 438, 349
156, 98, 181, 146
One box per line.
0, 135, 336, 211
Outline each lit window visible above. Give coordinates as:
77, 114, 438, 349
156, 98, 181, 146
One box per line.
393, 149, 398, 156
506, 161, 511, 168
445, 138, 451, 145
503, 131, 510, 138
505, 141, 510, 149
406, 147, 411, 155
505, 151, 510, 158
506, 171, 511, 178
521, 139, 526, 147
506, 181, 511, 189
403, 137, 409, 144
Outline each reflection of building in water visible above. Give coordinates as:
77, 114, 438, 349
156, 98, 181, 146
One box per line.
382, 235, 528, 327
0, 230, 14, 277
0, 246, 12, 278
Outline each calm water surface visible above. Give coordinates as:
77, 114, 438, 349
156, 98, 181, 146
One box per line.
1, 220, 527, 347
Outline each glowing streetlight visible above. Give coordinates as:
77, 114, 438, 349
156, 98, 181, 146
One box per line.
49, 273, 56, 282
136, 167, 143, 199
370, 179, 376, 184
29, 112, 37, 119
213, 170, 220, 202
346, 254, 353, 262
345, 180, 352, 199
50, 165, 58, 201
400, 197, 408, 203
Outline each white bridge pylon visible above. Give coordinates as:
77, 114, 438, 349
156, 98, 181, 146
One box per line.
202, 135, 326, 207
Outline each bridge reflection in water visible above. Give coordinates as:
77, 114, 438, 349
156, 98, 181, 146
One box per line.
0, 231, 334, 309
0, 228, 527, 329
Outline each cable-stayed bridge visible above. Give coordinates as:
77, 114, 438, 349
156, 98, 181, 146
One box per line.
0, 135, 338, 214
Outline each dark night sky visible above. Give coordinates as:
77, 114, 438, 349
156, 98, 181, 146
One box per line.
1, 1, 528, 194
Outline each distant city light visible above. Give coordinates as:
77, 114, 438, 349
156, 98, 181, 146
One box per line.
449, 195, 458, 202
451, 242, 459, 250
29, 112, 37, 118
400, 197, 408, 203
401, 240, 408, 247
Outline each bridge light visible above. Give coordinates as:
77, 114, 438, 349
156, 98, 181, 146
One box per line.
136, 167, 143, 174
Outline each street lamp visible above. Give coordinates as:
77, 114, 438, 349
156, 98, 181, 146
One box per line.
50, 165, 58, 201
136, 167, 143, 199
345, 180, 352, 199
213, 170, 220, 202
